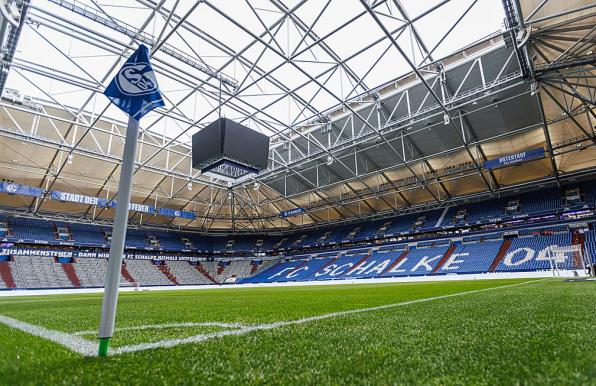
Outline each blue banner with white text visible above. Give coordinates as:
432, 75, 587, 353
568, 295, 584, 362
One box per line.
0, 182, 194, 220
280, 207, 305, 218
0, 248, 205, 261
50, 191, 111, 207
484, 148, 545, 170
158, 207, 196, 219
0, 182, 43, 197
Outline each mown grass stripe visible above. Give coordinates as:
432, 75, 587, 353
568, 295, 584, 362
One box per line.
0, 279, 543, 357
113, 279, 544, 355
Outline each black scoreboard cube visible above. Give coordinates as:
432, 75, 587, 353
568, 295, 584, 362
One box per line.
191, 118, 270, 179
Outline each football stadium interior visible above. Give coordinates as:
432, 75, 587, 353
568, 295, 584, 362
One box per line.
0, 0, 595, 384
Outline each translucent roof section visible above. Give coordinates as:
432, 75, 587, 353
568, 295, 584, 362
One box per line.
10, 0, 505, 145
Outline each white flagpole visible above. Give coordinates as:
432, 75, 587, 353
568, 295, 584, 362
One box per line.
98, 115, 140, 356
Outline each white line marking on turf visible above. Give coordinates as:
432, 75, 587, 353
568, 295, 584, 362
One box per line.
112, 279, 545, 355
0, 279, 545, 357
0, 315, 97, 356
72, 322, 247, 336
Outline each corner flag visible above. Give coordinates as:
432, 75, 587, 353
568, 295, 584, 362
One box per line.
104, 44, 165, 119
98, 45, 164, 357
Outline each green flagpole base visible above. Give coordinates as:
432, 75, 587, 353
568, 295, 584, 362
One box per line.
98, 337, 110, 357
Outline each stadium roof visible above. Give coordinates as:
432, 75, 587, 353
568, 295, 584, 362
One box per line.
0, 0, 594, 233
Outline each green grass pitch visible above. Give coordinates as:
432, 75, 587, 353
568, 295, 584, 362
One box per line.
0, 278, 594, 385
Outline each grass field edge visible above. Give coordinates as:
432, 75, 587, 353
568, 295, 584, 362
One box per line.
0, 278, 546, 357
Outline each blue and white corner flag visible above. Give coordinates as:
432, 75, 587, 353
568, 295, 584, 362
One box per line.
104, 45, 165, 120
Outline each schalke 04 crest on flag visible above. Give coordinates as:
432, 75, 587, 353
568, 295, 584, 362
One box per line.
104, 45, 165, 120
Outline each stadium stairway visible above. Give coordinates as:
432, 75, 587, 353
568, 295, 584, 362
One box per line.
431, 244, 457, 274
240, 261, 283, 283
312, 254, 369, 281
285, 258, 335, 282
345, 252, 371, 276
488, 239, 512, 272
381, 250, 409, 274
343, 251, 399, 279
195, 263, 219, 284
572, 230, 585, 268
284, 259, 309, 278
157, 264, 179, 285
0, 262, 16, 288
121, 265, 136, 284
61, 263, 81, 287
316, 254, 339, 272
303, 254, 339, 281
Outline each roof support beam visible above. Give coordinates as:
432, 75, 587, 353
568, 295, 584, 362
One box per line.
541, 86, 596, 148
535, 92, 560, 184
203, 0, 444, 205
359, 0, 494, 195
30, 0, 169, 214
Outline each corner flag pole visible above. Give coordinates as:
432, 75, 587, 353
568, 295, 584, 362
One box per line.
98, 115, 140, 357
97, 44, 164, 357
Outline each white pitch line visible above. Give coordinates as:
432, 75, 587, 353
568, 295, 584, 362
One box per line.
113, 279, 545, 355
0, 315, 97, 356
72, 321, 247, 336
